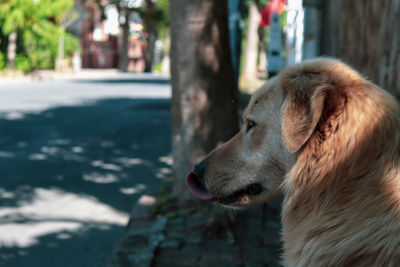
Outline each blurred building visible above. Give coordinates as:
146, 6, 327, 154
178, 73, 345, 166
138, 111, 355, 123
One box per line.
80, 1, 119, 68
68, 1, 145, 70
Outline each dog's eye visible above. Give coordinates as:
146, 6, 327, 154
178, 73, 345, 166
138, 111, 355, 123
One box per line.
246, 120, 256, 132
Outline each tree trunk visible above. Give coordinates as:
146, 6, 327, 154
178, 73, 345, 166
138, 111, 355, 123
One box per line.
144, 30, 157, 72
169, 0, 239, 200
7, 32, 17, 69
119, 8, 131, 72
320, 0, 400, 98
143, 0, 157, 73
242, 0, 260, 77
258, 26, 267, 72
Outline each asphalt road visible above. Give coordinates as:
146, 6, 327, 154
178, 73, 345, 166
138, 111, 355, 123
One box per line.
0, 74, 171, 267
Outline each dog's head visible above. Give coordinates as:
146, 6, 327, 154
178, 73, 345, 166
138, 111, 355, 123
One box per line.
187, 59, 358, 208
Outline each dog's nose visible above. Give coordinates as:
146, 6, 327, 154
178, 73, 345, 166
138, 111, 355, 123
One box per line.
193, 161, 207, 183
186, 160, 215, 201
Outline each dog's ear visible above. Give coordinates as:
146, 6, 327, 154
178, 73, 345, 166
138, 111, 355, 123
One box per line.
281, 72, 330, 152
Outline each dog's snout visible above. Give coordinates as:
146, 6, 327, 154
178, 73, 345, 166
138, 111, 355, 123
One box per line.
193, 161, 207, 182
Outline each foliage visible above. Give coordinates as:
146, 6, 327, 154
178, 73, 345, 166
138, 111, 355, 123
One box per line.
14, 55, 31, 73
151, 180, 179, 216
0, 0, 79, 70
255, 0, 269, 6
153, 0, 169, 32
0, 52, 5, 70
110, 0, 169, 30
153, 62, 162, 72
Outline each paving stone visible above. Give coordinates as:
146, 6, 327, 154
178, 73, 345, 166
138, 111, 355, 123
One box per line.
128, 217, 167, 236
154, 248, 199, 267
129, 203, 153, 220
165, 232, 185, 242
201, 239, 240, 254
263, 245, 283, 264
149, 232, 165, 247
125, 233, 149, 246
108, 193, 283, 267
185, 232, 203, 245
188, 213, 209, 229
242, 247, 275, 265
266, 198, 283, 216
150, 217, 168, 232
127, 247, 154, 267
199, 259, 242, 267
244, 205, 264, 218
263, 229, 282, 246
200, 251, 241, 263
181, 244, 201, 253
168, 216, 186, 226
266, 262, 283, 267
167, 217, 187, 231
265, 220, 281, 229
243, 263, 264, 267
160, 238, 182, 249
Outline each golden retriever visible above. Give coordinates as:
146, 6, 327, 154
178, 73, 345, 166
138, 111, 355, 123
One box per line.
186, 58, 400, 266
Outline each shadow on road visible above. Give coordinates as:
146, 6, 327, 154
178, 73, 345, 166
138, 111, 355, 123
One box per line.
0, 97, 171, 267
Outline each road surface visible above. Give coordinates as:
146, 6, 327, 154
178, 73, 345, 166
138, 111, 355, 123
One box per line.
0, 74, 171, 267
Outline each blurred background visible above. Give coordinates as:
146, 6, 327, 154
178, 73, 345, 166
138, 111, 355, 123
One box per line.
0, 0, 399, 266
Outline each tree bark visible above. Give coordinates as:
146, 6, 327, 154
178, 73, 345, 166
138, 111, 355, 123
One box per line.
258, 26, 267, 72
242, 0, 260, 77
169, 0, 239, 200
320, 0, 400, 98
119, 8, 131, 72
7, 32, 17, 69
143, 0, 157, 73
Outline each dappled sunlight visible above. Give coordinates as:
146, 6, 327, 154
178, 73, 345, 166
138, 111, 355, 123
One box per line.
62, 153, 86, 162
0, 188, 128, 224
155, 167, 172, 179
50, 139, 71, 145
0, 95, 171, 265
17, 142, 27, 148
40, 146, 61, 155
83, 172, 119, 184
138, 194, 156, 206
71, 146, 84, 153
28, 154, 47, 161
119, 184, 147, 195
0, 188, 15, 199
91, 160, 122, 171
0, 151, 14, 158
0, 187, 129, 248
159, 155, 173, 166
1, 111, 25, 120
30, 144, 88, 163
0, 222, 82, 248
99, 141, 115, 148
114, 157, 150, 167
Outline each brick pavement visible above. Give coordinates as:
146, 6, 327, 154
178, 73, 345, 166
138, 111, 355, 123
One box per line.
107, 195, 283, 267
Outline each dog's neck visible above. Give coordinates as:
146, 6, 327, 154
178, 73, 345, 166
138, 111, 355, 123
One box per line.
280, 82, 400, 266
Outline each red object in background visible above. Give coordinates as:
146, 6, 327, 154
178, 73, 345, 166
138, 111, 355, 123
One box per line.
259, 0, 286, 27
80, 18, 119, 69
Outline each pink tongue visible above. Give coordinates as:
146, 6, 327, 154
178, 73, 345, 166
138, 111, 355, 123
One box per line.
186, 172, 216, 201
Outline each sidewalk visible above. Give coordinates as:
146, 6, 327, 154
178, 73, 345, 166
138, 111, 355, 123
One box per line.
107, 194, 283, 267
0, 69, 169, 84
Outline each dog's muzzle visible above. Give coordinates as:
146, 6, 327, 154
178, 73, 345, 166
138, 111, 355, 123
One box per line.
186, 162, 216, 201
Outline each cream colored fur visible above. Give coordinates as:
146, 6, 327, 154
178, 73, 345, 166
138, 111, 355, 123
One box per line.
201, 58, 400, 266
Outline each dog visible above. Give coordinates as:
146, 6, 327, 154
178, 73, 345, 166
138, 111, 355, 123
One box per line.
186, 58, 400, 266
